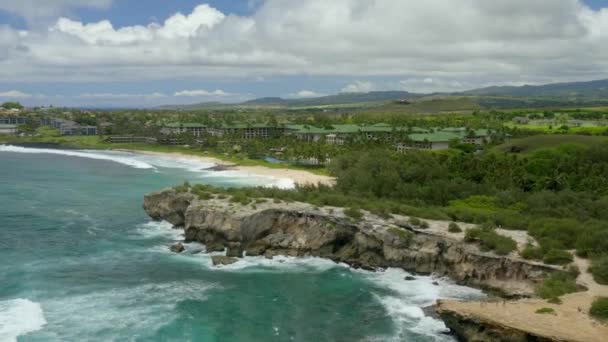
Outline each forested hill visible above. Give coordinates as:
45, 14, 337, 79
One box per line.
461, 79, 608, 99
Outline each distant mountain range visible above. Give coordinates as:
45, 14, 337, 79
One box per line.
158, 79, 608, 110
461, 79, 608, 98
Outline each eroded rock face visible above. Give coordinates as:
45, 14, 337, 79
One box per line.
143, 188, 195, 226
143, 189, 561, 297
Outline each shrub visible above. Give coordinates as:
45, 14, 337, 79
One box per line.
448, 222, 462, 233
388, 227, 412, 245
465, 228, 517, 255
175, 181, 190, 193
535, 307, 556, 315
521, 244, 544, 260
536, 273, 578, 303
542, 249, 573, 265
590, 297, 608, 320
230, 193, 250, 205
344, 207, 363, 220
590, 256, 608, 285
419, 220, 430, 229
575, 225, 608, 258
409, 217, 421, 226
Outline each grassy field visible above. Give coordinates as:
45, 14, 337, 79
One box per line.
492, 134, 608, 154
0, 134, 329, 175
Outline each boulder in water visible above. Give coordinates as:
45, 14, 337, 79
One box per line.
169, 242, 185, 253
211, 256, 238, 266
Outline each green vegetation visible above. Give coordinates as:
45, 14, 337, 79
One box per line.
409, 217, 422, 226
387, 227, 412, 245
448, 222, 462, 233
536, 273, 579, 303
464, 227, 517, 255
590, 297, 608, 320
542, 249, 573, 266
590, 256, 608, 285
1, 101, 23, 109
493, 135, 608, 155
344, 207, 364, 220
535, 307, 556, 315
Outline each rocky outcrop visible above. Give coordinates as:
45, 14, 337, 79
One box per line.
436, 300, 561, 342
143, 189, 194, 226
211, 256, 239, 266
169, 242, 185, 253
143, 188, 563, 298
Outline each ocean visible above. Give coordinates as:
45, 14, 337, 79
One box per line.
0, 145, 483, 342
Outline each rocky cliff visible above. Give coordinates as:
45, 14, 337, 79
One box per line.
144, 188, 563, 298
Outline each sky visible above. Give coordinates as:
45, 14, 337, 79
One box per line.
0, 0, 607, 107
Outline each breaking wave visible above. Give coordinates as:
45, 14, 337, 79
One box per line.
0, 299, 47, 342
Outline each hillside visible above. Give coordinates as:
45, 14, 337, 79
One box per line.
156, 79, 608, 110
463, 79, 608, 99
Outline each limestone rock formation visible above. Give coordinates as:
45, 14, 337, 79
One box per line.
143, 188, 563, 298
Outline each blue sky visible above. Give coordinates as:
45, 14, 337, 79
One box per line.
0, 0, 607, 107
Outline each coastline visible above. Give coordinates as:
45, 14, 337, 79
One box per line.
114, 149, 336, 187
0, 138, 335, 187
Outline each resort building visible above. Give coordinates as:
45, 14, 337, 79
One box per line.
0, 116, 27, 125
396, 128, 493, 151
162, 123, 206, 137
208, 123, 284, 139
40, 118, 98, 136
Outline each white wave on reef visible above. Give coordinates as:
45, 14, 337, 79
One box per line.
0, 299, 47, 342
209, 255, 348, 273
0, 145, 155, 169
134, 221, 184, 240
35, 281, 215, 341
360, 268, 485, 341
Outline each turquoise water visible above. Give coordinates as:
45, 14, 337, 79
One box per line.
0, 146, 483, 342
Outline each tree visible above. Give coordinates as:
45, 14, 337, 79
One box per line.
1, 101, 23, 110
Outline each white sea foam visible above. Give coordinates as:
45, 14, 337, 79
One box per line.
0, 299, 47, 342
212, 255, 346, 272
359, 268, 485, 341
203, 170, 295, 189
135, 221, 184, 240
36, 281, 214, 341
0, 145, 155, 169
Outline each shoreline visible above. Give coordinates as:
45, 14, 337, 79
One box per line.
115, 149, 336, 187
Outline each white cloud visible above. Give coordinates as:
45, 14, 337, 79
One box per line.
290, 90, 324, 98
0, 90, 32, 98
341, 81, 376, 93
0, 0, 608, 90
174, 89, 233, 97
398, 78, 465, 93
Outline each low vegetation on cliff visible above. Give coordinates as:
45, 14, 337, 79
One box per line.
536, 273, 579, 303
590, 297, 608, 320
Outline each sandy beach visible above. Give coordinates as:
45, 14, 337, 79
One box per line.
116, 149, 336, 187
